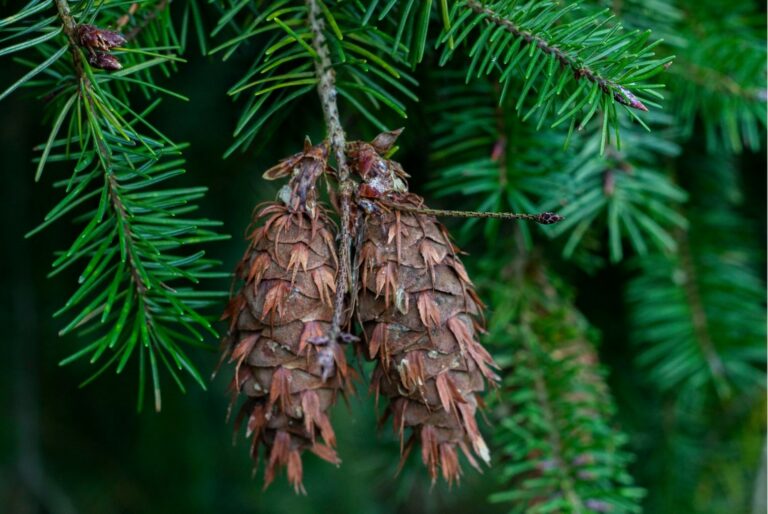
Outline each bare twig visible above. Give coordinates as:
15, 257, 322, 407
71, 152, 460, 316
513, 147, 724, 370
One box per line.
116, 2, 140, 30
390, 204, 564, 225
122, 0, 169, 41
306, 0, 353, 342
53, 0, 85, 79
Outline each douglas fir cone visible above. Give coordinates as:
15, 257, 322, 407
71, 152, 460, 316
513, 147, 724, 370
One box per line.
220, 141, 349, 493
348, 133, 500, 485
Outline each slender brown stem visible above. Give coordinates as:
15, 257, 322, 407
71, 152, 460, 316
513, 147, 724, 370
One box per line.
306, 0, 353, 341
53, 0, 86, 79
391, 204, 564, 225
123, 0, 169, 41
465, 0, 647, 112
116, 3, 140, 29
54, 0, 76, 37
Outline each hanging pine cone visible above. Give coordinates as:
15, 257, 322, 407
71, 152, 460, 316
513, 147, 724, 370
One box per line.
348, 133, 500, 485
220, 140, 349, 493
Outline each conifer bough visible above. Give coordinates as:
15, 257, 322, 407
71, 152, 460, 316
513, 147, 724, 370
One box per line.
0, 0, 226, 411
464, 0, 649, 112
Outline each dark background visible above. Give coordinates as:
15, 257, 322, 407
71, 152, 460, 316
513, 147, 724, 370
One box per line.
0, 4, 765, 514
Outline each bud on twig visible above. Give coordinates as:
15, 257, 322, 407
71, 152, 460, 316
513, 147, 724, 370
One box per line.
87, 52, 122, 71
75, 24, 126, 72
612, 85, 648, 112
76, 24, 127, 51
535, 212, 565, 224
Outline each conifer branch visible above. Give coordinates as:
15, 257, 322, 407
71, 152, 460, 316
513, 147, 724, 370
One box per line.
524, 326, 586, 513
677, 230, 731, 400
465, 0, 648, 112
306, 0, 352, 342
215, 2, 414, 155
429, 75, 686, 261
467, 0, 648, 111
0, 0, 228, 410
54, 1, 159, 391
486, 262, 644, 512
434, 0, 672, 146
662, 1, 766, 152
627, 195, 765, 404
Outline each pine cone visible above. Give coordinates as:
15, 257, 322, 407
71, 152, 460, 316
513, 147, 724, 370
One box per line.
349, 137, 500, 485
220, 142, 348, 493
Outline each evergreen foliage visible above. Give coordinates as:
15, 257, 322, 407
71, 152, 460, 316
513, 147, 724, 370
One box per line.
429, 76, 688, 262
486, 260, 644, 513
1, 0, 227, 411
627, 156, 766, 405
627, 215, 765, 403
1, 0, 764, 512
212, 0, 416, 151
661, 0, 766, 152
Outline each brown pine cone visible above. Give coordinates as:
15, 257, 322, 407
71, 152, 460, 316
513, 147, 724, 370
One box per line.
220, 142, 348, 493
349, 136, 500, 485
